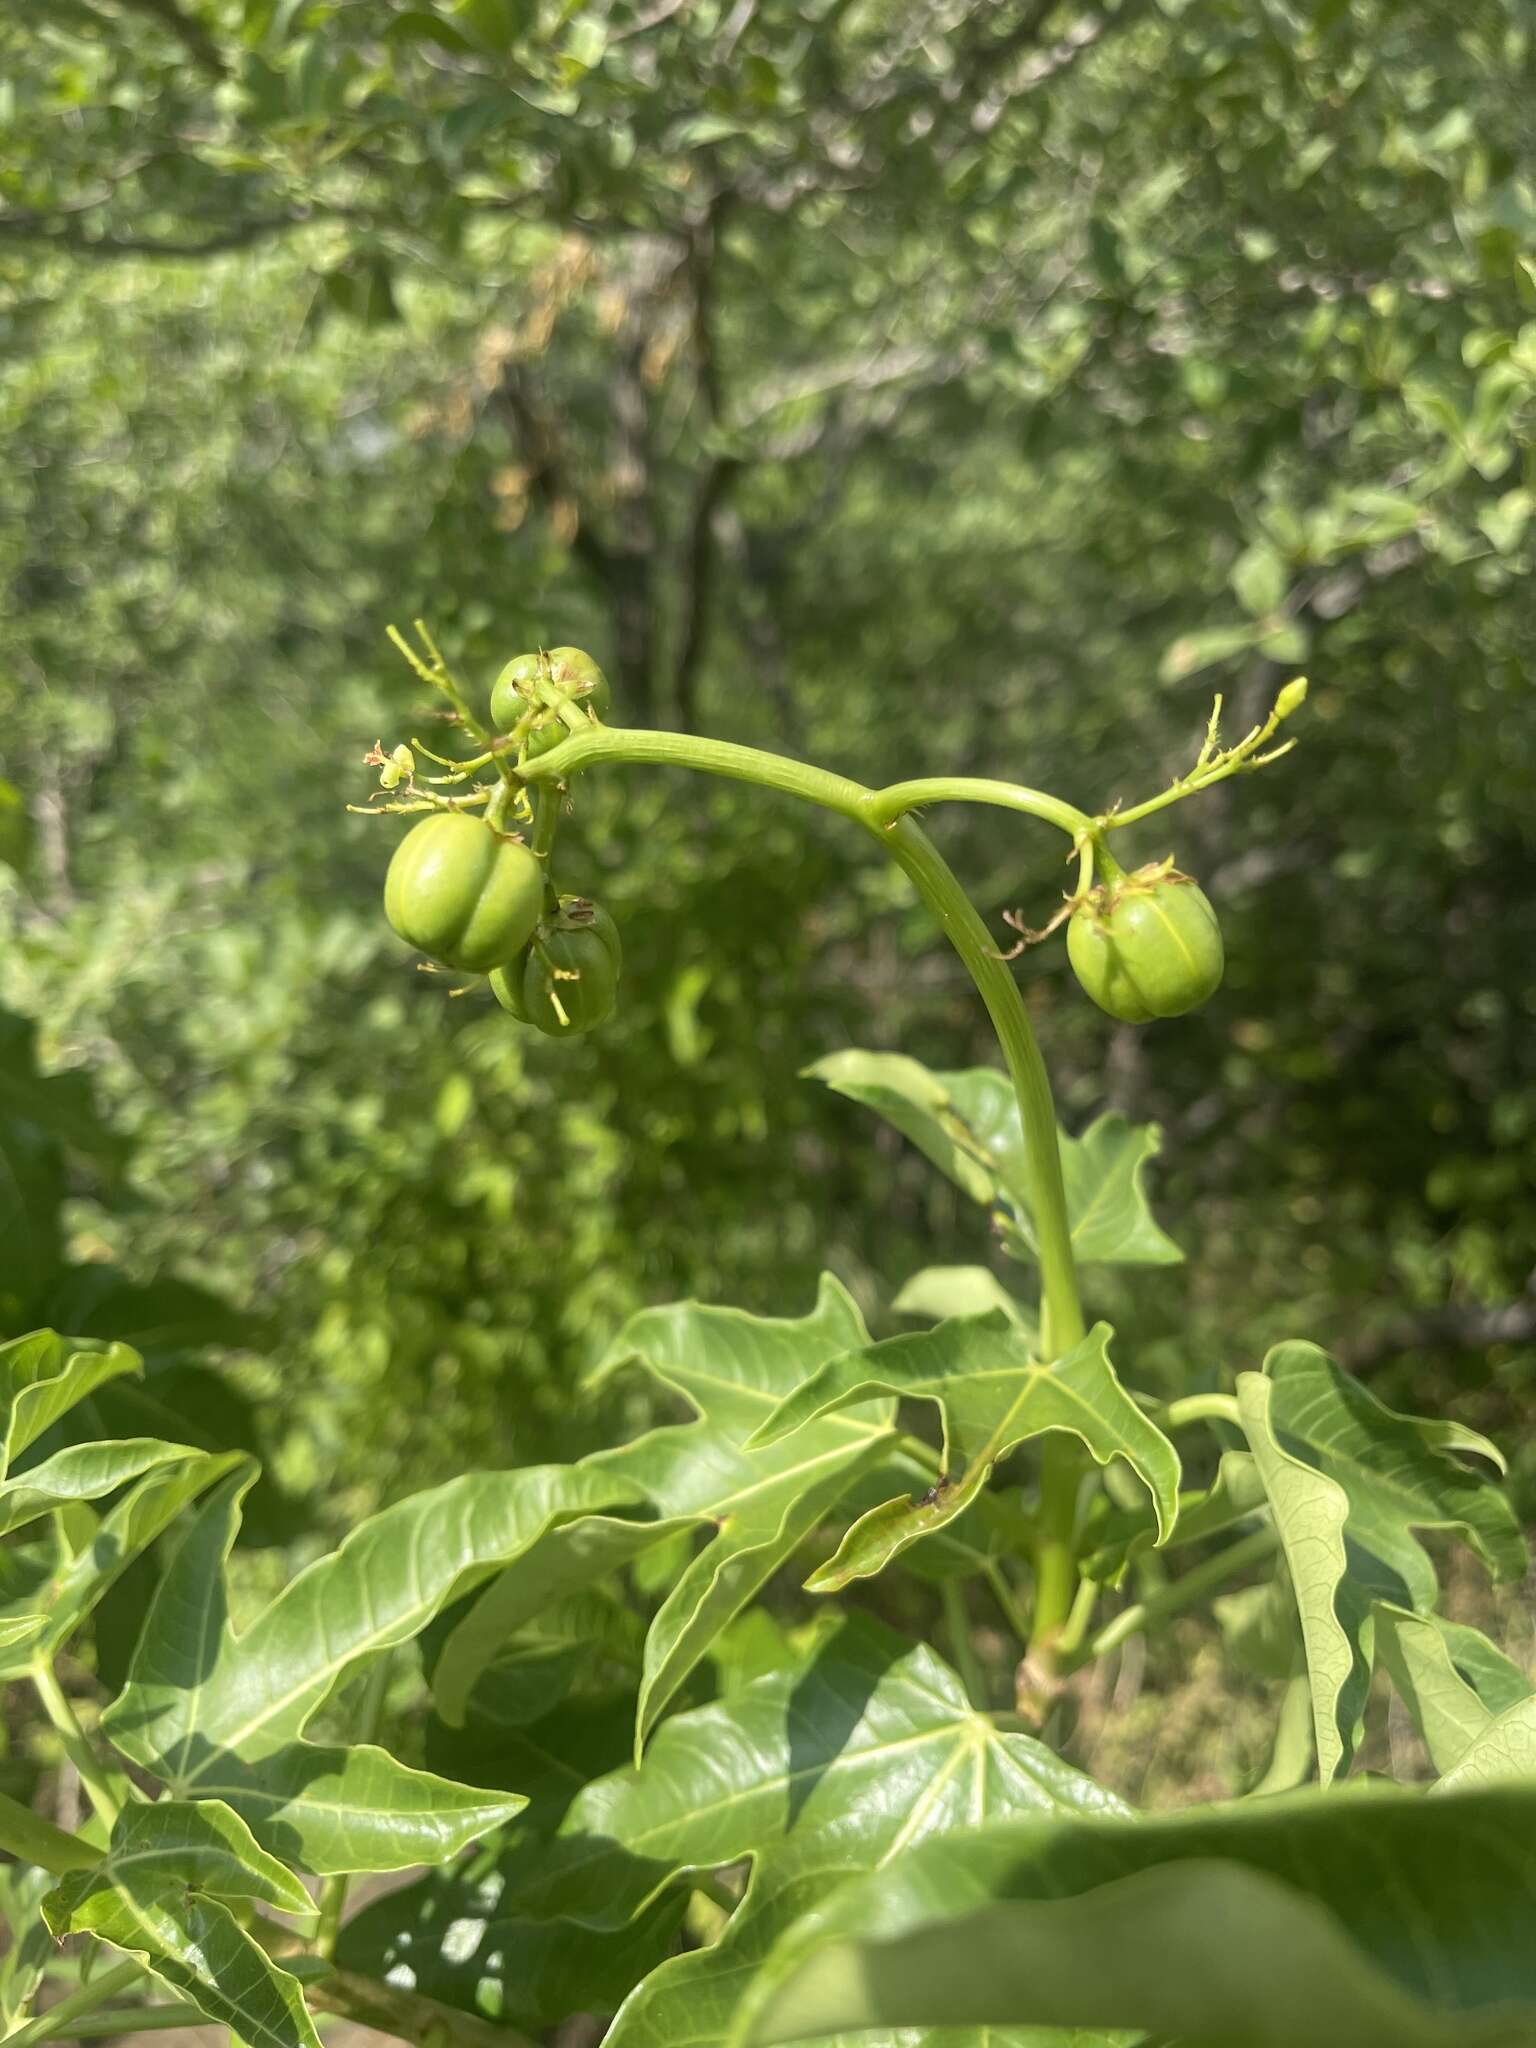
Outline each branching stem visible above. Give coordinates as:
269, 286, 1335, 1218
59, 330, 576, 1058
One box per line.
521, 723, 1090, 1659
1066, 1523, 1281, 1670
2, 1962, 143, 2046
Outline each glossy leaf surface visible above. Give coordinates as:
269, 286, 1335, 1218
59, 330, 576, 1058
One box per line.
1239, 1342, 1525, 1781
749, 1315, 1179, 1591
436, 1278, 898, 1751
42, 1802, 320, 2048
593, 1618, 1126, 2048
102, 1462, 645, 1870
0, 1447, 245, 1674
0, 1331, 140, 1474
0, 1437, 227, 1538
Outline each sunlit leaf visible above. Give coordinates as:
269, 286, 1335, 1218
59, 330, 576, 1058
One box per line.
0, 1332, 140, 1475
1239, 1342, 1524, 1783
748, 1315, 1179, 1591
1237, 1370, 1364, 1784
892, 1264, 1037, 1337
588, 1618, 1126, 2048
102, 1462, 650, 1870
43, 1799, 314, 1926
1374, 1603, 1525, 1776
435, 1277, 899, 1752
0, 1437, 223, 1538
0, 1447, 245, 1674
1435, 1696, 1536, 1791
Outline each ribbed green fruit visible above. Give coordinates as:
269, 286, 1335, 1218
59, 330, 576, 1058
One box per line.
383, 812, 543, 973
490, 647, 611, 749
490, 895, 622, 1036
1067, 866, 1224, 1023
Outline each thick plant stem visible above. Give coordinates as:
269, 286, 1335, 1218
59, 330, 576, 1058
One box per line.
2, 1961, 143, 2047
877, 818, 1084, 1355
522, 725, 1090, 1661
30, 1660, 122, 1829
875, 815, 1087, 1662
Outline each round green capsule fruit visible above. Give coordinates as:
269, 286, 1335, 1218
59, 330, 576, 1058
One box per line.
490, 646, 611, 739
383, 812, 543, 974
490, 895, 621, 1036
1066, 863, 1224, 1023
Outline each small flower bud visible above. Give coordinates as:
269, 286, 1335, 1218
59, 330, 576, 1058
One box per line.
1274, 676, 1309, 722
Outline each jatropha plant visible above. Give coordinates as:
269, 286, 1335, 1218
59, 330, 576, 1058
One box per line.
2, 635, 1534, 2048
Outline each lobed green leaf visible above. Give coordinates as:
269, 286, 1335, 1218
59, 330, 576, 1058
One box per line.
748, 1314, 1180, 1591
0, 1331, 140, 1477
102, 1461, 649, 1870
42, 1801, 320, 2048
436, 1277, 900, 1752
806, 1054, 1181, 1268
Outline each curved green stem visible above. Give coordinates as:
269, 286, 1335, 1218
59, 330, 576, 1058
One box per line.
876, 816, 1083, 1354
523, 725, 872, 820
522, 723, 1091, 1660
864, 777, 1090, 841
30, 1660, 123, 1829
1163, 1391, 1242, 1431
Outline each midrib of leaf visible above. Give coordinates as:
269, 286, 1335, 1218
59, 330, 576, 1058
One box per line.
91, 1896, 305, 2048
174, 1769, 507, 1824
658, 1358, 892, 1441
169, 1549, 227, 1786
183, 1512, 456, 1774
694, 1428, 897, 1521
880, 1733, 976, 1863
1239, 1373, 1355, 1782
790, 1351, 1152, 1492
969, 1361, 1137, 1471
556, 1717, 977, 1880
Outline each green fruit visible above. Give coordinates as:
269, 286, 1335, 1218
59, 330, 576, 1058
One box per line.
490, 647, 611, 740
490, 895, 621, 1036
1066, 863, 1224, 1023
384, 812, 543, 973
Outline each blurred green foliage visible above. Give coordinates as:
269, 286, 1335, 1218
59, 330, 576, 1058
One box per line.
1, 0, 1533, 1522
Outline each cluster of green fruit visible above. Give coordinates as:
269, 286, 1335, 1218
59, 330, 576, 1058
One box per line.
381, 648, 620, 1036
